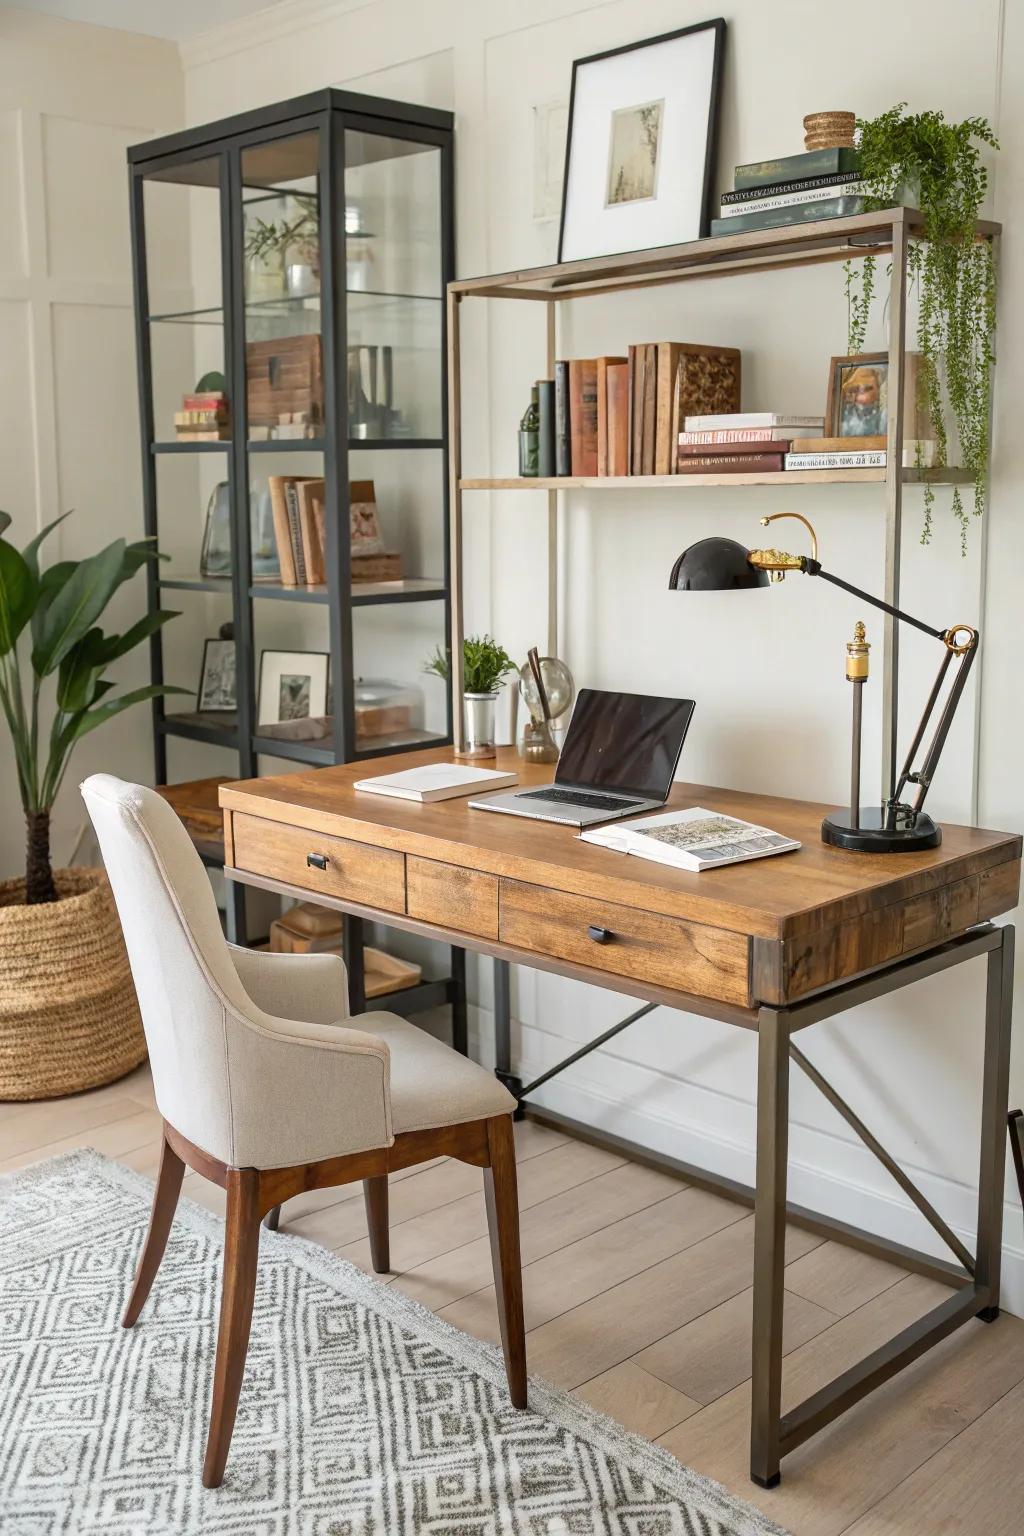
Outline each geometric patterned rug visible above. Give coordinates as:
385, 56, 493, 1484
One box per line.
0, 1150, 789, 1535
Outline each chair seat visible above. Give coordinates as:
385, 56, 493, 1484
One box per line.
359, 1013, 516, 1134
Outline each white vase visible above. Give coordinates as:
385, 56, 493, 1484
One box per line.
245, 251, 285, 301
463, 691, 498, 754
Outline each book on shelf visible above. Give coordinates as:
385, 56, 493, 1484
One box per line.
554, 362, 571, 476
679, 425, 799, 445
676, 452, 785, 474
174, 430, 231, 441
719, 180, 862, 218
537, 379, 556, 478
269, 474, 403, 587
733, 147, 861, 192
677, 437, 790, 458
568, 358, 599, 476
790, 435, 886, 452
711, 195, 865, 238
786, 450, 885, 469
297, 477, 326, 585
580, 805, 801, 872
596, 356, 627, 475
684, 412, 823, 432
722, 169, 864, 206
640, 343, 657, 474
606, 359, 630, 476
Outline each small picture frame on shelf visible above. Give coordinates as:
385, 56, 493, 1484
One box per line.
557, 20, 726, 262
826, 354, 889, 438
197, 639, 237, 713
258, 649, 330, 727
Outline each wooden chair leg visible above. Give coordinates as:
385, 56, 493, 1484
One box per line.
483, 1115, 527, 1408
363, 1175, 390, 1273
202, 1168, 261, 1489
122, 1130, 185, 1328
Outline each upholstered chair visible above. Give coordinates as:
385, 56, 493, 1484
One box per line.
81, 774, 525, 1488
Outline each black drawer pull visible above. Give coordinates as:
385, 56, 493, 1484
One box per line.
306, 852, 329, 870
587, 925, 614, 944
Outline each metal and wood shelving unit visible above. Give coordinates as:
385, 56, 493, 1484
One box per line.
128, 89, 466, 1032
445, 202, 1000, 1096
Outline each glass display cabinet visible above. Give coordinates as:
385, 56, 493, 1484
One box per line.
128, 90, 458, 1023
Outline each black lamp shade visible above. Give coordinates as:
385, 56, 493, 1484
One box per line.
668, 537, 768, 591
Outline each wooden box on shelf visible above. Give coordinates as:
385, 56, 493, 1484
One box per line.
246, 333, 323, 431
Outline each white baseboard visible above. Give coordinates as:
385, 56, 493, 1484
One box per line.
465, 1005, 1024, 1319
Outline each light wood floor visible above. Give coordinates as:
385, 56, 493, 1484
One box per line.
4, 1060, 1023, 1535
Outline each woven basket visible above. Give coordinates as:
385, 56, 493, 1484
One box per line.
0, 869, 146, 1100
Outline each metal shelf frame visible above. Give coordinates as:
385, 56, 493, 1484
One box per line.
446, 204, 1001, 801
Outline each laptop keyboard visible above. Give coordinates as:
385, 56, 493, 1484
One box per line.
517, 788, 640, 812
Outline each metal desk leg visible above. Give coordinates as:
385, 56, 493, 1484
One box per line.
493, 959, 523, 1111
450, 945, 468, 1056
344, 915, 366, 1017
976, 924, 1014, 1320
750, 1006, 790, 1489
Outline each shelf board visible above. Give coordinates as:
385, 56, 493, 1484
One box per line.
160, 711, 238, 748
450, 206, 1000, 300
159, 574, 233, 595
250, 577, 446, 605
354, 727, 449, 758
152, 440, 230, 454
460, 469, 975, 491
148, 288, 442, 324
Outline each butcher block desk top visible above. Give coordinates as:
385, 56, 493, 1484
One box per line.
220, 747, 1021, 1020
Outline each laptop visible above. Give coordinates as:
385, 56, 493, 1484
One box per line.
469, 689, 695, 827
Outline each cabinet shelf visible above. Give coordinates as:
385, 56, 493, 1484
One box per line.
159, 574, 446, 606
148, 288, 443, 325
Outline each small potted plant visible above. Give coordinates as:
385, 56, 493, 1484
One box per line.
425, 635, 517, 758
0, 511, 184, 1099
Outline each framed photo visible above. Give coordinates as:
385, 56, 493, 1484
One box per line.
349, 479, 385, 554
258, 649, 330, 727
557, 20, 726, 263
826, 354, 889, 439
197, 639, 236, 714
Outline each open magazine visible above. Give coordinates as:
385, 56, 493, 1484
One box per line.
580, 806, 800, 871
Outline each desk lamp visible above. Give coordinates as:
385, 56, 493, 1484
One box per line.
668, 512, 979, 852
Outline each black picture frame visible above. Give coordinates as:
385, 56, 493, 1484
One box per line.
557, 18, 726, 264
196, 637, 237, 714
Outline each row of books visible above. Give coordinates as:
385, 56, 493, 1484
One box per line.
675, 415, 937, 472
711, 147, 865, 238
174, 390, 231, 442
266, 475, 401, 587
529, 342, 741, 478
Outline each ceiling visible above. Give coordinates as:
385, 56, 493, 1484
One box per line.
10, 0, 287, 42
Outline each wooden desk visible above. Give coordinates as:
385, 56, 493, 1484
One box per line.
221, 747, 1020, 1486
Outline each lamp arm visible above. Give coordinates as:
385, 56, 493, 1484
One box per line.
803, 561, 946, 643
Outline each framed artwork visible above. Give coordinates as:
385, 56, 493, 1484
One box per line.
826, 354, 889, 438
557, 20, 726, 263
349, 479, 385, 554
197, 639, 236, 713
258, 649, 330, 727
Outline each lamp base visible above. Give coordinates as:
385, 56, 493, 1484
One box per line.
821, 805, 941, 853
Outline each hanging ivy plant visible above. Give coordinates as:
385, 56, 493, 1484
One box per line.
842, 104, 998, 551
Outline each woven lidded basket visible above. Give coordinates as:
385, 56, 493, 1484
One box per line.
0, 869, 146, 1100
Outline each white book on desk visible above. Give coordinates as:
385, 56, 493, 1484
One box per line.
581, 805, 800, 871
354, 763, 518, 802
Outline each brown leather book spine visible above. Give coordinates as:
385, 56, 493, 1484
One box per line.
569, 359, 598, 476
641, 344, 657, 475
790, 434, 886, 452
607, 362, 630, 476
596, 356, 627, 476
675, 452, 785, 473
655, 343, 681, 475
677, 438, 791, 457
267, 475, 297, 585
297, 478, 326, 584
627, 345, 640, 474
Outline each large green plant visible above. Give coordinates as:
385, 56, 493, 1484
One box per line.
842, 104, 998, 550
0, 511, 184, 904
424, 635, 517, 694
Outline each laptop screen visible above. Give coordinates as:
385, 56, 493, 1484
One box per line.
555, 689, 695, 801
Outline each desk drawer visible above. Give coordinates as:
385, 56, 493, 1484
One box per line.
407, 857, 499, 939
499, 879, 750, 1006
232, 813, 405, 914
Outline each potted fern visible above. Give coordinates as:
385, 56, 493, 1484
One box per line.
425, 635, 517, 757
0, 510, 183, 1098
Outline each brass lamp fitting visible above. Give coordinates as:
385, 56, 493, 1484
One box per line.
846, 620, 870, 681
747, 512, 820, 581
